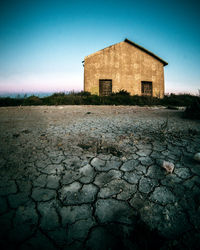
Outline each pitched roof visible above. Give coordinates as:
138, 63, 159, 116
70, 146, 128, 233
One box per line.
84, 38, 168, 66
124, 38, 168, 66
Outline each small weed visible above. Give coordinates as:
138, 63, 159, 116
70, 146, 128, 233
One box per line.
184, 98, 200, 119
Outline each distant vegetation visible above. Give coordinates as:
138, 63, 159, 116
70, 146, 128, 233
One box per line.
0, 91, 200, 117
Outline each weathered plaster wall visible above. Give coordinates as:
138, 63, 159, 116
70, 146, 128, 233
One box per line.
84, 41, 165, 98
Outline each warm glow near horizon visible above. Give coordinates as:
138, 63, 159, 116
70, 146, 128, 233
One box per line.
0, 72, 83, 94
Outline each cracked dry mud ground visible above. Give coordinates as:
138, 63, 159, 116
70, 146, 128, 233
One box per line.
0, 106, 200, 250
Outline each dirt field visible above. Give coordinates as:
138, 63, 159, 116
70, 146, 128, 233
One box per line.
0, 106, 200, 249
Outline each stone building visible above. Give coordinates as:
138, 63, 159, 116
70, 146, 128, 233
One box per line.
83, 39, 168, 98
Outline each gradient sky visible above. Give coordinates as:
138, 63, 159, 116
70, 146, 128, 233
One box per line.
0, 0, 200, 95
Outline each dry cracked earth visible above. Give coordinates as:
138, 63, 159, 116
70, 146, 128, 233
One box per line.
0, 105, 200, 250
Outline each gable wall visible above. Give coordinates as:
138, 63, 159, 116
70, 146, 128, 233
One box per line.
84, 41, 165, 98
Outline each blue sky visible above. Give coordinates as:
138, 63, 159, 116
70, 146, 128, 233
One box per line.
0, 0, 200, 95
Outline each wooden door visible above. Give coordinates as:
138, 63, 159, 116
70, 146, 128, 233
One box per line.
99, 80, 112, 96
141, 81, 152, 96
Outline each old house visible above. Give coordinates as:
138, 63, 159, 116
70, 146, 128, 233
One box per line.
83, 39, 168, 98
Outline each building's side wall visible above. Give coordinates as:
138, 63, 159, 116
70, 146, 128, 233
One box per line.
84, 41, 165, 98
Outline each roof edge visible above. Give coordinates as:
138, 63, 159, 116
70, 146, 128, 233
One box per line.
84, 41, 123, 60
124, 38, 168, 66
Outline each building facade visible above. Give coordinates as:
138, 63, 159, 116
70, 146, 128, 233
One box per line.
83, 39, 168, 98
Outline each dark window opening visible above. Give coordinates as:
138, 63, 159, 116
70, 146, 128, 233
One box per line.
141, 81, 152, 96
99, 79, 112, 96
